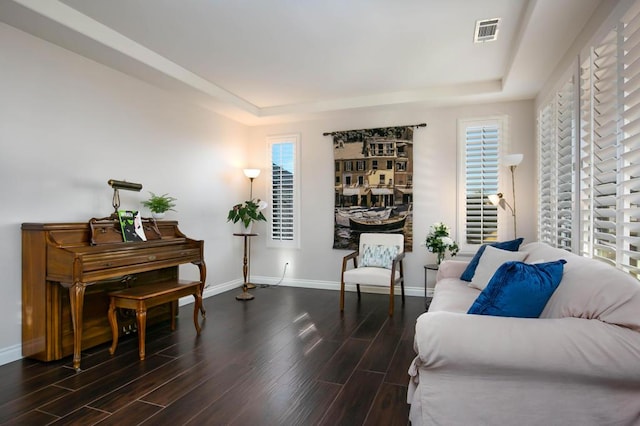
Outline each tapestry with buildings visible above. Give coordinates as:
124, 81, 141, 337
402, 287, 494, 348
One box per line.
331, 125, 415, 252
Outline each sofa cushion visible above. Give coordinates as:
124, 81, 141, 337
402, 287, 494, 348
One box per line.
521, 242, 640, 331
467, 259, 566, 318
429, 278, 480, 314
469, 246, 528, 290
460, 238, 524, 281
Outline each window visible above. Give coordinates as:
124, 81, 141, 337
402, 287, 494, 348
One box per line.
536, 2, 640, 278
268, 134, 300, 248
578, 6, 640, 276
356, 160, 365, 171
372, 160, 378, 170
344, 161, 353, 172
458, 117, 504, 251
386, 160, 393, 170
379, 174, 385, 185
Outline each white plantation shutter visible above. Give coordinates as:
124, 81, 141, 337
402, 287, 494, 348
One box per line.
537, 1, 640, 279
556, 80, 576, 250
538, 103, 556, 245
580, 53, 594, 256
581, 29, 619, 265
620, 2, 640, 277
573, 1, 640, 278
460, 120, 500, 247
268, 134, 300, 247
538, 78, 575, 250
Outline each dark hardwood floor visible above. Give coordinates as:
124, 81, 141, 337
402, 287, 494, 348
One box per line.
0, 286, 426, 425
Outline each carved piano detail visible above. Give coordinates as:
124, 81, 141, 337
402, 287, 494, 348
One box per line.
22, 220, 206, 371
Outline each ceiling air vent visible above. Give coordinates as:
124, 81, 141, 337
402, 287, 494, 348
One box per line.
474, 18, 500, 43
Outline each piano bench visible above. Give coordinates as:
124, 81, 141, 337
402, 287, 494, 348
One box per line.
107, 280, 203, 361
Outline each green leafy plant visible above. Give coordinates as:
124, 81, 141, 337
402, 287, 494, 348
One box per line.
423, 222, 459, 264
227, 199, 267, 227
141, 192, 177, 214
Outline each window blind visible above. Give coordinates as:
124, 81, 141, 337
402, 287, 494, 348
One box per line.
464, 124, 499, 245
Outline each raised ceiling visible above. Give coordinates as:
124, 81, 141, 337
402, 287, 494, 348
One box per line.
0, 0, 601, 125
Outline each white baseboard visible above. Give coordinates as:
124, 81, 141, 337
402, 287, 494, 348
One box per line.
0, 344, 23, 367
251, 275, 429, 298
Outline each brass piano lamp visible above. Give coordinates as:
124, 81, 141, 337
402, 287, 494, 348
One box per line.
108, 179, 143, 215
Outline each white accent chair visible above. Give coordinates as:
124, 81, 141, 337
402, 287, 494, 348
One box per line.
340, 233, 405, 316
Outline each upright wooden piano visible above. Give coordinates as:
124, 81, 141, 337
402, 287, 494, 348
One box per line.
22, 219, 206, 371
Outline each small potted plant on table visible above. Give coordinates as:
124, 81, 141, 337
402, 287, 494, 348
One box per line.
424, 222, 459, 265
141, 192, 177, 219
227, 199, 267, 233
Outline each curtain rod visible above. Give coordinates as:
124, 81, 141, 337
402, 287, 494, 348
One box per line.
322, 122, 426, 136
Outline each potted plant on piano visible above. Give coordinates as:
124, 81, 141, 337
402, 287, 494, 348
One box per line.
227, 199, 267, 234
142, 192, 177, 219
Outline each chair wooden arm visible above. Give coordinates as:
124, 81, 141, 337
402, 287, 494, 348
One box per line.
342, 250, 359, 272
390, 251, 405, 279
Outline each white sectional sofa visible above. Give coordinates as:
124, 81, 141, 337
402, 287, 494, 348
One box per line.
408, 242, 640, 425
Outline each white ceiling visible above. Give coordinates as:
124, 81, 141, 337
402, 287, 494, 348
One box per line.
0, 0, 601, 125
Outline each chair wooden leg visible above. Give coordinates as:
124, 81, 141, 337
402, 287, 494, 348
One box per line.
356, 284, 361, 299
401, 280, 405, 303
389, 282, 394, 316
340, 280, 345, 311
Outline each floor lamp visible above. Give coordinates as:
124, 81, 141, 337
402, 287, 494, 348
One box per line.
488, 153, 523, 237
244, 168, 260, 200
243, 168, 260, 290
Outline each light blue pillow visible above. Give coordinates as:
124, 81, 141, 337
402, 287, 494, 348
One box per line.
360, 244, 399, 270
467, 259, 566, 318
460, 238, 524, 282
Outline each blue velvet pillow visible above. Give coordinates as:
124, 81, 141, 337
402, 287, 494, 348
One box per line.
467, 259, 566, 318
460, 238, 524, 282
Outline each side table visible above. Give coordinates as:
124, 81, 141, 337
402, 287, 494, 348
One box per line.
424, 263, 439, 309
234, 232, 258, 301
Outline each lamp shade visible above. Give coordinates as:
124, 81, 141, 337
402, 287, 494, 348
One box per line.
243, 168, 261, 179
503, 154, 523, 167
488, 193, 502, 206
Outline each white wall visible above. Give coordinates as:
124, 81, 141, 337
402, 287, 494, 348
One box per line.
0, 21, 538, 367
246, 100, 536, 293
0, 23, 250, 363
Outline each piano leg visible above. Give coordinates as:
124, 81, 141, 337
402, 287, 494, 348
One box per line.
108, 298, 118, 356
67, 282, 86, 372
193, 287, 203, 334
196, 260, 207, 318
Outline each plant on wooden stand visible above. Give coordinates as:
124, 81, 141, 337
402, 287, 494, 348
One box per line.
227, 199, 267, 233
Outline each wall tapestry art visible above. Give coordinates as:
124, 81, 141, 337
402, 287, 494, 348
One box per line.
327, 124, 426, 252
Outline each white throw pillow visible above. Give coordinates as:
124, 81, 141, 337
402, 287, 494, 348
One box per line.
469, 245, 528, 290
